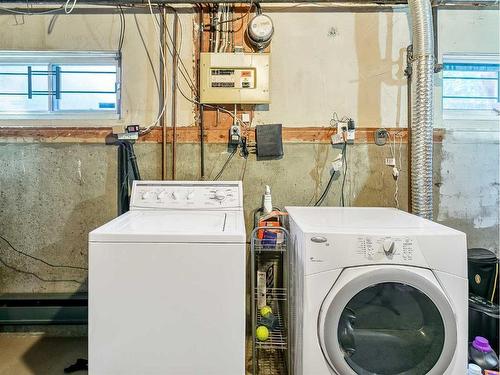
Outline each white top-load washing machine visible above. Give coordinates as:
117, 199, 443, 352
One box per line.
286, 207, 467, 375
89, 181, 245, 375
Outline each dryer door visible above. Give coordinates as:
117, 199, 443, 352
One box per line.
318, 266, 457, 375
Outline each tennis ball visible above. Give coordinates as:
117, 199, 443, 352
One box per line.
256, 325, 269, 341
260, 305, 273, 318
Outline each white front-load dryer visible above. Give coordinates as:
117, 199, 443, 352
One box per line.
286, 207, 468, 375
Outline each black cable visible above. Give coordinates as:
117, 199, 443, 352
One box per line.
313, 141, 347, 207
0, 234, 87, 271
117, 5, 126, 55
214, 148, 237, 180
340, 142, 348, 207
314, 170, 337, 207
0, 257, 83, 284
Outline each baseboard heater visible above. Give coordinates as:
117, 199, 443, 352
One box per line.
0, 293, 87, 325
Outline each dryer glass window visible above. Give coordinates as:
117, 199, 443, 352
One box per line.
336, 282, 445, 375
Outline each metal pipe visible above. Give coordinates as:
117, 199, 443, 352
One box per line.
171, 11, 178, 180
408, 0, 435, 219
0, 0, 497, 7
198, 5, 205, 180
161, 6, 168, 180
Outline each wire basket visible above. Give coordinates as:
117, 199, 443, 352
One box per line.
251, 226, 289, 375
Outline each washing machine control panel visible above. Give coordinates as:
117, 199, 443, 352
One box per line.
357, 236, 416, 262
129, 181, 242, 210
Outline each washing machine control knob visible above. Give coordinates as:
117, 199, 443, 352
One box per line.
382, 239, 395, 256
214, 190, 226, 201
141, 191, 156, 200
157, 190, 168, 200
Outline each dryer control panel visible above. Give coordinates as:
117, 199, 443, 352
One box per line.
130, 181, 242, 210
357, 236, 417, 261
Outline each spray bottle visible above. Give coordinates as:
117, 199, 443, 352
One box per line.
263, 185, 273, 214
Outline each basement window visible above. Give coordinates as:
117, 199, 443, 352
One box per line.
0, 51, 120, 119
442, 54, 500, 121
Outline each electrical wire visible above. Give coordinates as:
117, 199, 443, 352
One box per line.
0, 234, 87, 270
313, 141, 347, 206
140, 4, 246, 135
162, 6, 198, 95
389, 131, 404, 208
117, 5, 126, 54
216, 0, 254, 25
0, 257, 83, 284
64, 0, 77, 14
314, 170, 337, 206
0, 5, 63, 14
340, 141, 348, 207
140, 0, 170, 135
213, 147, 237, 180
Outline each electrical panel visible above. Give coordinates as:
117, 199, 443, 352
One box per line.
200, 53, 270, 104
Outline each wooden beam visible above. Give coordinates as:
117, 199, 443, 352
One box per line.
0, 126, 445, 144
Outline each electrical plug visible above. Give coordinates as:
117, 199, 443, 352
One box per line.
392, 166, 399, 179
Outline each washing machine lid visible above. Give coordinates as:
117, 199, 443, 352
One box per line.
317, 265, 457, 375
89, 210, 245, 243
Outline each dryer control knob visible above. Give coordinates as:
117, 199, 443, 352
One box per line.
382, 239, 395, 255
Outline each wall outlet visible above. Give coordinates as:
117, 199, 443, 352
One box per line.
332, 153, 343, 172
332, 158, 343, 172
241, 113, 251, 123
229, 125, 241, 145
331, 133, 344, 145
385, 157, 396, 166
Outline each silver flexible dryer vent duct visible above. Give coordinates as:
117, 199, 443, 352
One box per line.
408, 0, 435, 219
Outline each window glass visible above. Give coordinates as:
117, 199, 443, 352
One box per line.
0, 52, 120, 118
442, 57, 500, 119
0, 65, 48, 112
55, 65, 118, 111
335, 282, 445, 375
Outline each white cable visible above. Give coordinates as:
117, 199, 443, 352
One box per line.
64, 0, 77, 14
141, 0, 169, 134
391, 131, 404, 209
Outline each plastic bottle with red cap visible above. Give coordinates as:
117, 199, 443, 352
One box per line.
469, 336, 499, 370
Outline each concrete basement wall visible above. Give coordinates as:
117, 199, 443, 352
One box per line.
0, 7, 498, 294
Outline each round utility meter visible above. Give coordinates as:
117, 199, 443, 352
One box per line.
247, 14, 274, 50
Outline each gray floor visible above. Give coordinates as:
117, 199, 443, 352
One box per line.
0, 335, 87, 375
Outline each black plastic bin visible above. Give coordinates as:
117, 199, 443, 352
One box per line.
468, 248, 499, 304
469, 294, 499, 354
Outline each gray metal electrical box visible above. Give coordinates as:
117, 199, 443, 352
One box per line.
199, 52, 270, 104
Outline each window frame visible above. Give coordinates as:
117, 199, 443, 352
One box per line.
0, 51, 121, 120
442, 53, 500, 122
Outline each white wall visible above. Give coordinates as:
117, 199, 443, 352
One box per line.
254, 10, 411, 128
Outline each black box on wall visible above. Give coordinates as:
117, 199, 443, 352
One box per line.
255, 124, 283, 160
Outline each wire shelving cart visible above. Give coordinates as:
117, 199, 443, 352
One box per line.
251, 225, 289, 375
